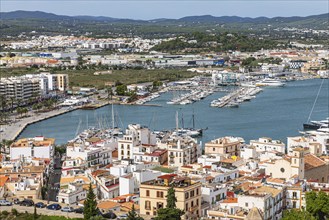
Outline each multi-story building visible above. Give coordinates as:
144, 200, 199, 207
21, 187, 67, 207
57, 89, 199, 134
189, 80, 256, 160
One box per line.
118, 124, 156, 160
262, 147, 329, 182
167, 136, 201, 167
140, 174, 202, 219
10, 136, 55, 160
66, 143, 112, 167
57, 182, 87, 205
250, 137, 285, 153
0, 76, 40, 107
57, 74, 69, 91
208, 186, 284, 220
205, 136, 244, 158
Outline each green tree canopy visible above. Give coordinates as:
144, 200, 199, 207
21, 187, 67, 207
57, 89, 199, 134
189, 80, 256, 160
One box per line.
306, 191, 329, 220
155, 186, 184, 220
84, 183, 98, 220
127, 204, 144, 220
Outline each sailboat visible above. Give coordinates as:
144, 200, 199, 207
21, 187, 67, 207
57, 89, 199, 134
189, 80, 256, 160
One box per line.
107, 104, 123, 136
173, 110, 205, 137
303, 79, 328, 130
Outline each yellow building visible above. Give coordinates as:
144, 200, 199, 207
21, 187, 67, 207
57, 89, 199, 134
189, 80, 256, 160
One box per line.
205, 137, 243, 157
57, 74, 69, 91
140, 174, 202, 219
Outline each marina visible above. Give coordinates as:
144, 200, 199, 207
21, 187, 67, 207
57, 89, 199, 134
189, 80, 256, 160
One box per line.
17, 79, 329, 145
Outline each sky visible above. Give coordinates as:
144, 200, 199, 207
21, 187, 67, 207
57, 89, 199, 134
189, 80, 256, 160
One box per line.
1, 0, 328, 20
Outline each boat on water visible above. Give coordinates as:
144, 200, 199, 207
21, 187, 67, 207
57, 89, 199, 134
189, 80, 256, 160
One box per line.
256, 79, 285, 87
303, 79, 327, 131
303, 118, 329, 130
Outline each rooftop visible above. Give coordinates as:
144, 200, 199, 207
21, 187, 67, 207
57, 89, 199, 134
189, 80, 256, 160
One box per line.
304, 154, 326, 171
11, 137, 55, 148
142, 174, 197, 188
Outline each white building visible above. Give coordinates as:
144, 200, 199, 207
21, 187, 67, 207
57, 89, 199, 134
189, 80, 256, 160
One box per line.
66, 143, 112, 167
250, 137, 286, 153
167, 136, 201, 167
118, 124, 157, 160
10, 136, 54, 160
57, 182, 87, 205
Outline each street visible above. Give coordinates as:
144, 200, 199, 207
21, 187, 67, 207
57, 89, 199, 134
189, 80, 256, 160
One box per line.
0, 204, 83, 218
47, 154, 62, 202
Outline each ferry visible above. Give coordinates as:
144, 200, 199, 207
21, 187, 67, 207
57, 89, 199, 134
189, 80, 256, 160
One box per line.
256, 79, 285, 87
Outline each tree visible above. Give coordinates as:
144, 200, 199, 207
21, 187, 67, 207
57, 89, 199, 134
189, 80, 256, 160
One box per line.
127, 204, 144, 220
84, 183, 98, 220
155, 186, 184, 220
116, 84, 127, 96
306, 191, 329, 220
282, 209, 315, 220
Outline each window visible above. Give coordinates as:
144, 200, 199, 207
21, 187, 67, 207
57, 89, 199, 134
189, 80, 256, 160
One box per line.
157, 202, 164, 209
293, 201, 296, 208
191, 201, 194, 207
190, 190, 195, 197
157, 191, 164, 198
185, 203, 188, 211
213, 148, 215, 151
145, 201, 151, 210
196, 188, 199, 195
146, 190, 150, 197
196, 199, 199, 206
293, 192, 297, 198
185, 192, 189, 199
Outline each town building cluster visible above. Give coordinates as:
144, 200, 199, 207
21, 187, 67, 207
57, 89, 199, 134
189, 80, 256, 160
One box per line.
0, 121, 328, 219
0, 73, 69, 106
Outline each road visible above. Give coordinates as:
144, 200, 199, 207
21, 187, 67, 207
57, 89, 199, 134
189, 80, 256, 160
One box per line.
47, 155, 62, 202
0, 204, 83, 218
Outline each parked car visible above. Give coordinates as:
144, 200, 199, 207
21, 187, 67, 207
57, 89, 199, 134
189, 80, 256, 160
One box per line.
47, 203, 61, 210
13, 198, 21, 205
117, 214, 128, 219
74, 207, 84, 214
101, 211, 117, 219
35, 202, 46, 208
0, 200, 12, 206
61, 206, 74, 212
20, 199, 34, 207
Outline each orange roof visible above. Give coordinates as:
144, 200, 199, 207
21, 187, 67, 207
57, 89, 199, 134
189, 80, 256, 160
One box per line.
97, 201, 120, 210
120, 202, 140, 211
222, 198, 238, 203
0, 176, 9, 187
304, 154, 326, 171
158, 174, 177, 180
91, 169, 108, 177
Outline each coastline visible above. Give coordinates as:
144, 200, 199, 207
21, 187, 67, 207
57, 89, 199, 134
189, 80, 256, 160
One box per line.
0, 101, 162, 142
0, 107, 79, 142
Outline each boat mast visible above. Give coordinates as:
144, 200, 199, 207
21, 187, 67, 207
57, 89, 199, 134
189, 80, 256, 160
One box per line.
192, 109, 195, 129
175, 111, 179, 130
307, 79, 324, 123
111, 104, 115, 129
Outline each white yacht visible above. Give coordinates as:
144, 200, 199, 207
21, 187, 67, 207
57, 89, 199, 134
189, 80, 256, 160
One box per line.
256, 79, 285, 87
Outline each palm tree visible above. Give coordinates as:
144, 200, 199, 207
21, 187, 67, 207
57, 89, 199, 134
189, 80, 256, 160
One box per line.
10, 97, 15, 112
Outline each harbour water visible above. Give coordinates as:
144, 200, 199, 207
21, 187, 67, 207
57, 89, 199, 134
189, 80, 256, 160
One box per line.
18, 79, 329, 145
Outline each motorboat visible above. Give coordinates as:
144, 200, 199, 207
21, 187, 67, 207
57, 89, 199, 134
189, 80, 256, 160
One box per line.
256, 79, 285, 87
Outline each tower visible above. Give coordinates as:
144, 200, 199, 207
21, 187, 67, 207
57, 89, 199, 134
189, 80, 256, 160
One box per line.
290, 147, 305, 179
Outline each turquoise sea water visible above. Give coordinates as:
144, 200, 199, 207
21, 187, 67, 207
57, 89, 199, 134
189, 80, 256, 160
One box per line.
19, 79, 329, 145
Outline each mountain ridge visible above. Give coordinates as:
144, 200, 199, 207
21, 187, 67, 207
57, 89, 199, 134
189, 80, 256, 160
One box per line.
1, 10, 328, 24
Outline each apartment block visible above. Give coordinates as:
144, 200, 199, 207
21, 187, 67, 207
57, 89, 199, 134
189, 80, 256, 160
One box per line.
10, 136, 55, 160
140, 174, 202, 219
